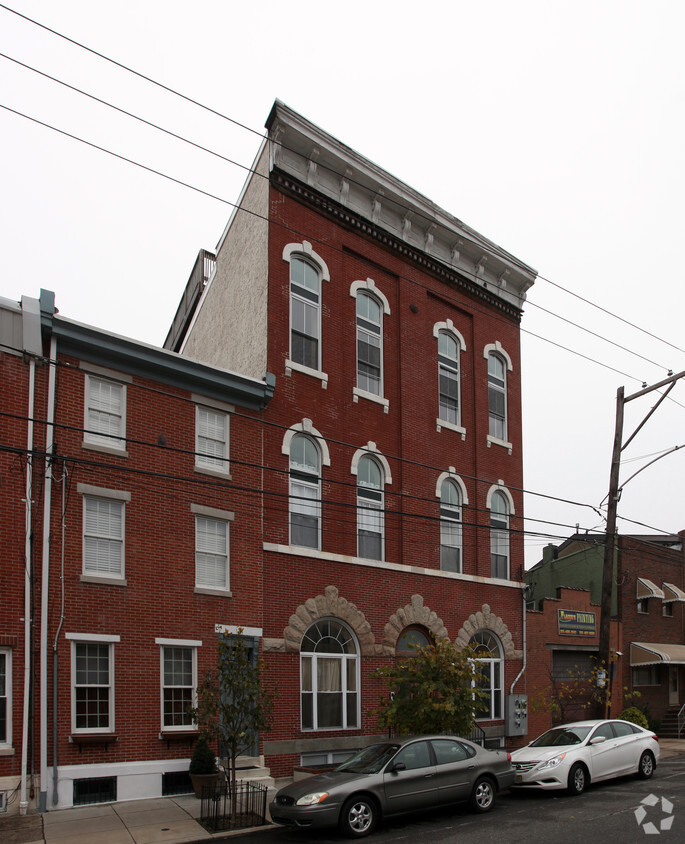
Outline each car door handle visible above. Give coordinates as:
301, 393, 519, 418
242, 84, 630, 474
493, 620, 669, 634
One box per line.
424, 773, 435, 778
468, 765, 475, 770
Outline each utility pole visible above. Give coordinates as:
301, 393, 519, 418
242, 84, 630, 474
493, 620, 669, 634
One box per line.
599, 370, 685, 715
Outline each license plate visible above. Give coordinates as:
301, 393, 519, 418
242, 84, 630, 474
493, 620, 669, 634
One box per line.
515, 774, 522, 784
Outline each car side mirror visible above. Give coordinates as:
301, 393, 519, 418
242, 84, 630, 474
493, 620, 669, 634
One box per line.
391, 762, 407, 773
590, 736, 606, 745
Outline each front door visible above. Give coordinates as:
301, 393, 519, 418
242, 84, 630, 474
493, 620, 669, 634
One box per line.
669, 666, 679, 707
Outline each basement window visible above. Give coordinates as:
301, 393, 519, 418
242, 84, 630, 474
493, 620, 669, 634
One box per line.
73, 776, 117, 805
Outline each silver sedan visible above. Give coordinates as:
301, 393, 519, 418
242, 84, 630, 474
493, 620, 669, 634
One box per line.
270, 735, 514, 838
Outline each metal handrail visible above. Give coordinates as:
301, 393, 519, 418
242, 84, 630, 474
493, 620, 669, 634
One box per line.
678, 702, 685, 738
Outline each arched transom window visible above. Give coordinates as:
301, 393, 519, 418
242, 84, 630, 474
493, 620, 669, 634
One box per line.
289, 434, 320, 549
301, 620, 359, 730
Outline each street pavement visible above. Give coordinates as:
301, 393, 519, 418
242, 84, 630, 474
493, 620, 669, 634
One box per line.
2, 740, 684, 844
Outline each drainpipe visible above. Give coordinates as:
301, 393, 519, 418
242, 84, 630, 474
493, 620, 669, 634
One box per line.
39, 335, 57, 812
509, 584, 528, 693
19, 296, 43, 815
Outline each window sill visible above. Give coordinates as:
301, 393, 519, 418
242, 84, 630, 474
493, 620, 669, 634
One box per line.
353, 388, 389, 413
0, 747, 15, 757
81, 574, 127, 587
194, 586, 233, 598
486, 435, 512, 455
82, 440, 129, 458
70, 733, 118, 752
159, 730, 197, 748
194, 464, 232, 480
285, 359, 328, 388
436, 418, 466, 439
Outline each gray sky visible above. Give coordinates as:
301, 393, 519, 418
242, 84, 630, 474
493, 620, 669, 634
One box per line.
2, 0, 684, 566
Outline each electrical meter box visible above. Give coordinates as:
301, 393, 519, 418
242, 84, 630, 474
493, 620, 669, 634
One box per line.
505, 694, 528, 736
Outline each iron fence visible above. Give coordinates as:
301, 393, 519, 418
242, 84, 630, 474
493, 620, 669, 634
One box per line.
200, 780, 268, 832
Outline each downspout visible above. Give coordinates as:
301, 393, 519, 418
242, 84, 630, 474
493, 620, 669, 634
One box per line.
509, 583, 528, 693
52, 473, 67, 807
20, 356, 35, 815
39, 335, 57, 812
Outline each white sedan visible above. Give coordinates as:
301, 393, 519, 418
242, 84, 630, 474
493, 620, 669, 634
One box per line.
510, 719, 659, 795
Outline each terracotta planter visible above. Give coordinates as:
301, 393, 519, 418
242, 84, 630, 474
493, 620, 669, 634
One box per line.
190, 772, 220, 799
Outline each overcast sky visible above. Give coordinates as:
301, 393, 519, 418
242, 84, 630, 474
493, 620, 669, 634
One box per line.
2, 0, 684, 567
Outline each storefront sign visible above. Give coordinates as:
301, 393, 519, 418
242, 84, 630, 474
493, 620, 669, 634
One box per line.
558, 609, 596, 637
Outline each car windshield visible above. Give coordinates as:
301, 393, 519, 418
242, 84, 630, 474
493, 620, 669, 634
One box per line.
335, 743, 401, 774
530, 726, 592, 747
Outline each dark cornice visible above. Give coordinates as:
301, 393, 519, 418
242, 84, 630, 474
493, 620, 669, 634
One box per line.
271, 169, 523, 324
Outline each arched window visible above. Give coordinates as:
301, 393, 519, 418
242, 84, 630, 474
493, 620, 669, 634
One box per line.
440, 479, 462, 572
487, 352, 507, 440
289, 434, 320, 549
490, 490, 509, 579
396, 626, 431, 657
470, 631, 503, 720
357, 455, 384, 560
438, 331, 460, 426
290, 256, 321, 370
356, 291, 383, 396
300, 619, 359, 730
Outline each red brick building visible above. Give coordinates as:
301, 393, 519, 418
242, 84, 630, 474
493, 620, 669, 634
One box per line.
1, 291, 273, 812
167, 101, 537, 775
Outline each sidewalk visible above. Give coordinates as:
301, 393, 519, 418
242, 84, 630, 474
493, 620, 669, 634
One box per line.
3, 740, 684, 844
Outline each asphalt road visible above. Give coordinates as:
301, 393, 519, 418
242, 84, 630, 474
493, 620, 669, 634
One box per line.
222, 756, 685, 843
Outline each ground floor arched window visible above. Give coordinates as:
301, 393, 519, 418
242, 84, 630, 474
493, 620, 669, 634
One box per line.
301, 619, 359, 730
470, 631, 503, 719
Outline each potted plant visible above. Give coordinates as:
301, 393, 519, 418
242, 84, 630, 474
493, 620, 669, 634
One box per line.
188, 736, 219, 799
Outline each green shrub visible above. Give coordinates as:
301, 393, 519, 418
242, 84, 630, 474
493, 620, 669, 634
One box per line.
618, 706, 649, 729
189, 737, 217, 774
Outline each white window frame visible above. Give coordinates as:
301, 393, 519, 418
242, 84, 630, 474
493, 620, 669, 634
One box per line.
192, 504, 233, 593
156, 638, 201, 732
483, 343, 513, 450
356, 455, 384, 561
487, 485, 514, 580
82, 369, 129, 454
470, 631, 503, 721
0, 648, 11, 748
288, 434, 322, 550
67, 633, 119, 734
434, 323, 466, 433
351, 280, 391, 410
283, 242, 330, 383
300, 619, 360, 731
79, 484, 131, 583
439, 478, 463, 573
194, 400, 231, 476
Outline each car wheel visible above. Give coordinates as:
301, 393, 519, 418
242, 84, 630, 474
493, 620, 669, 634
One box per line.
339, 795, 378, 838
638, 751, 655, 779
469, 776, 496, 813
567, 763, 587, 795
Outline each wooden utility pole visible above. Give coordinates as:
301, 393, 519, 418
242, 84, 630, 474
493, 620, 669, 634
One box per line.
599, 370, 685, 715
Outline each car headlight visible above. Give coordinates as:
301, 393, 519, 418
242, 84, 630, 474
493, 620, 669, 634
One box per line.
296, 791, 329, 806
536, 753, 566, 771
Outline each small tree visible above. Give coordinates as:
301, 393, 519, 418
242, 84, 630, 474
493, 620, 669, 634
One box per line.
372, 638, 488, 737
189, 630, 275, 814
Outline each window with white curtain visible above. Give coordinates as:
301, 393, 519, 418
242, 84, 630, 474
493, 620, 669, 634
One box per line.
195, 406, 229, 473
301, 620, 359, 730
289, 434, 321, 549
470, 631, 503, 720
195, 515, 229, 590
84, 375, 126, 450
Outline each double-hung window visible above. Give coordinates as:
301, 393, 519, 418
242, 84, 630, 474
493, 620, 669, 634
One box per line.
84, 373, 126, 451
80, 486, 130, 581
194, 510, 231, 591
470, 631, 503, 720
68, 634, 119, 733
487, 352, 507, 441
157, 641, 198, 731
290, 256, 321, 370
195, 405, 229, 474
356, 292, 383, 396
289, 434, 321, 549
438, 331, 460, 425
490, 490, 510, 579
301, 620, 359, 730
0, 649, 10, 747
357, 455, 384, 560
440, 479, 462, 572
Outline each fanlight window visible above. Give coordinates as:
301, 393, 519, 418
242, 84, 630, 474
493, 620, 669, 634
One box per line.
301, 620, 359, 731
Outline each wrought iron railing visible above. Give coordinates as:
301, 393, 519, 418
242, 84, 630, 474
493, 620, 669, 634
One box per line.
200, 780, 268, 832
463, 723, 487, 746
678, 702, 685, 738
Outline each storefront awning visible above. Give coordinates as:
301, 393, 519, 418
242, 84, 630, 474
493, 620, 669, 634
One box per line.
630, 642, 685, 666
636, 578, 664, 600
662, 582, 685, 603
